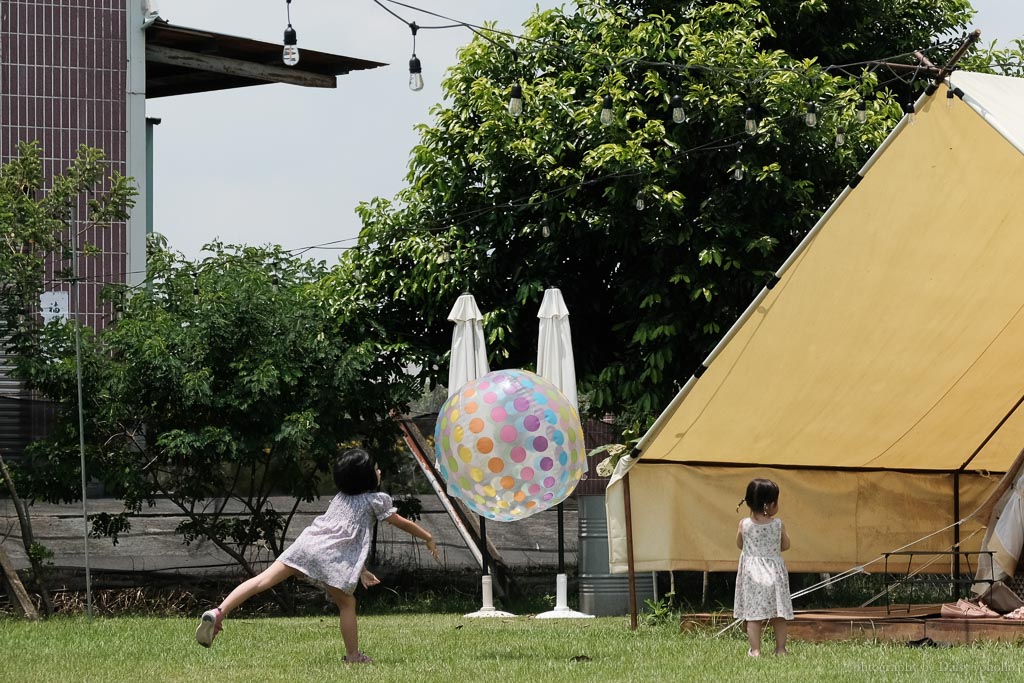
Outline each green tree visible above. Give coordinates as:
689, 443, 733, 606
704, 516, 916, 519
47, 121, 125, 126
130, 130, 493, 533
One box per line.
1, 141, 135, 616
348, 0, 981, 430
1, 141, 135, 358
13, 239, 422, 599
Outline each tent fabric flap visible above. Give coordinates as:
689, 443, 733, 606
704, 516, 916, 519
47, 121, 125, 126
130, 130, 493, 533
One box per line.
632, 84, 1024, 473
607, 464, 994, 574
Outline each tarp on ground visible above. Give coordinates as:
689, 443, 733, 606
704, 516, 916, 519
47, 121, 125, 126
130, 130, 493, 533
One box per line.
607, 72, 1024, 575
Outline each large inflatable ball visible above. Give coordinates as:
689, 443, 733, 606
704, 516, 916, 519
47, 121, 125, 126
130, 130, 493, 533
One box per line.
435, 369, 587, 521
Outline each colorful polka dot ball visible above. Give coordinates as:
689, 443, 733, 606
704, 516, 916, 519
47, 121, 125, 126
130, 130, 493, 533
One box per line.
435, 369, 587, 521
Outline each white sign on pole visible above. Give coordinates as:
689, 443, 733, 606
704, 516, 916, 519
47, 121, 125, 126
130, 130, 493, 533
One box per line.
40, 291, 70, 323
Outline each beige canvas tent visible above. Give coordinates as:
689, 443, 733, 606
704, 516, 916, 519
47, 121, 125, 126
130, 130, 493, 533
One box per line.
606, 72, 1024, 585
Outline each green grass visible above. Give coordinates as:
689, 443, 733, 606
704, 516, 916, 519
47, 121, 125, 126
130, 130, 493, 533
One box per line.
2, 613, 1024, 682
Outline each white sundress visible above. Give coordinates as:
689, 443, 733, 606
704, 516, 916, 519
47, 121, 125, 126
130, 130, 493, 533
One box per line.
733, 517, 794, 621
277, 491, 396, 594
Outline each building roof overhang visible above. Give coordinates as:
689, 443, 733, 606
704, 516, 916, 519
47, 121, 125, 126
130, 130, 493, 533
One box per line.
144, 20, 385, 98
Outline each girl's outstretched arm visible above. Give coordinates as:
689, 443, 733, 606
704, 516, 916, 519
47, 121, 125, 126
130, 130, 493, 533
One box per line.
386, 513, 440, 560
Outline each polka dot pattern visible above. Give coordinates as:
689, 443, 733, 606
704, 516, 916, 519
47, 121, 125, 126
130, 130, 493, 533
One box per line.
435, 369, 587, 521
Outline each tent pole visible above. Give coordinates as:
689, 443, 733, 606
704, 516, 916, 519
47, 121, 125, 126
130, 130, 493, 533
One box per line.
953, 472, 961, 584
624, 472, 638, 631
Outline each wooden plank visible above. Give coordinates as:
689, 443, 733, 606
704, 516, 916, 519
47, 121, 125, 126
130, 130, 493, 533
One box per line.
680, 609, 1024, 644
146, 45, 336, 89
0, 544, 39, 620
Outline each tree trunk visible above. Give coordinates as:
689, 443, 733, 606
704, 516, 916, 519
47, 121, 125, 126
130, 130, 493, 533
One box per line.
0, 454, 54, 617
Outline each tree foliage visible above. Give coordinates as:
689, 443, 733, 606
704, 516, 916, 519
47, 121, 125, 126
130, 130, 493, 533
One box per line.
13, 238, 422, 584
1, 141, 135, 357
348, 0, 982, 430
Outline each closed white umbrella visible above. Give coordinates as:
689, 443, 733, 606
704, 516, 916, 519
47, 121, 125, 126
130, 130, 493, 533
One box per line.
535, 287, 592, 619
446, 293, 512, 618
536, 288, 577, 408
447, 293, 489, 397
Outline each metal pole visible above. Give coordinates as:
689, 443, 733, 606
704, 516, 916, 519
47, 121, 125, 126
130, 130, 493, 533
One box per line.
556, 502, 565, 573
479, 515, 489, 575
72, 224, 93, 618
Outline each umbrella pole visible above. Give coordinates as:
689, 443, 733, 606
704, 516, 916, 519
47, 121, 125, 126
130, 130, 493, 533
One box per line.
465, 515, 515, 617
557, 502, 565, 573
480, 515, 489, 575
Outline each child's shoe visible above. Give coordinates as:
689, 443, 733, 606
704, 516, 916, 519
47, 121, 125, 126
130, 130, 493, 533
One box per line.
195, 607, 223, 648
344, 651, 373, 664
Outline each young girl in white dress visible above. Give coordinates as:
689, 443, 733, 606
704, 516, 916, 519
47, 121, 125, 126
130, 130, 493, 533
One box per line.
195, 448, 438, 663
734, 478, 793, 657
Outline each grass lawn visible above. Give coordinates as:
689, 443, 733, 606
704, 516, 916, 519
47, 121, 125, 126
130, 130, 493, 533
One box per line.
2, 613, 1024, 682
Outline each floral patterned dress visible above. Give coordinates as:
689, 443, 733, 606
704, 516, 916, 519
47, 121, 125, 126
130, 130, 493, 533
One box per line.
733, 517, 794, 621
278, 491, 396, 594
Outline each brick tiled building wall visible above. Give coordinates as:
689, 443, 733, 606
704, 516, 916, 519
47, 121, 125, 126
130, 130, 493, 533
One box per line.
0, 0, 131, 329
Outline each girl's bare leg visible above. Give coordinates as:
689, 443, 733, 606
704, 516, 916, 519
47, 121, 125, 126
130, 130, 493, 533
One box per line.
325, 585, 360, 659
770, 617, 788, 654
219, 561, 299, 616
745, 620, 763, 656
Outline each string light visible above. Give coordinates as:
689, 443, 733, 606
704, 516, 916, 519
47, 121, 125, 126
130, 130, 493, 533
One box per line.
508, 83, 524, 117
635, 190, 646, 211
282, 0, 299, 66
946, 87, 955, 109
732, 164, 744, 181
835, 126, 846, 147
855, 98, 868, 124
670, 94, 685, 124
804, 101, 818, 128
408, 22, 424, 91
600, 94, 614, 126
744, 104, 757, 135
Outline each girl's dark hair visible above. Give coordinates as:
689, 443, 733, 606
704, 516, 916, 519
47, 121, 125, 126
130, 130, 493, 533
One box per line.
333, 448, 378, 495
741, 478, 780, 514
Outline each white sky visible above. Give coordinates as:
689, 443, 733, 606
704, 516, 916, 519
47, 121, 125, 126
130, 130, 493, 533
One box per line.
149, 1, 1022, 262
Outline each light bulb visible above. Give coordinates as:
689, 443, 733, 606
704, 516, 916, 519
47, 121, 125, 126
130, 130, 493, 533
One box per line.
733, 165, 744, 181
282, 25, 299, 66
508, 83, 523, 117
600, 94, 614, 126
904, 100, 915, 124
946, 88, 955, 109
541, 222, 551, 238
744, 105, 757, 135
408, 56, 424, 91
670, 94, 685, 124
804, 102, 817, 128
835, 126, 846, 147
635, 191, 645, 211
856, 99, 867, 124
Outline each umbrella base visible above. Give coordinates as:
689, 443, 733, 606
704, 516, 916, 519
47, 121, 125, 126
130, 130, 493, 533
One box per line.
535, 573, 594, 619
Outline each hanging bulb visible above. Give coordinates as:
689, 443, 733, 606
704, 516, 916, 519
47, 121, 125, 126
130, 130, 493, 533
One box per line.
835, 126, 846, 147
282, 1, 298, 66
946, 88, 955, 109
804, 102, 818, 128
600, 94, 614, 126
635, 191, 645, 211
407, 22, 423, 91
541, 221, 551, 238
508, 83, 523, 117
744, 105, 757, 135
733, 165, 744, 181
408, 55, 424, 91
282, 25, 299, 66
670, 94, 685, 124
856, 98, 868, 124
